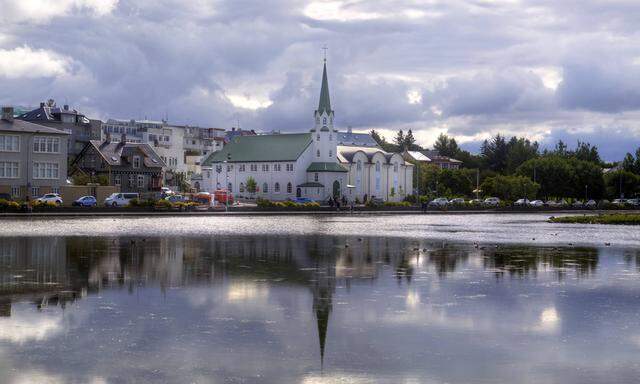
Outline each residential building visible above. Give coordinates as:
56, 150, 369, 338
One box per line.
201, 61, 413, 202
182, 125, 226, 157
0, 107, 70, 199
224, 127, 257, 144
71, 133, 165, 193
17, 99, 101, 160
403, 149, 462, 170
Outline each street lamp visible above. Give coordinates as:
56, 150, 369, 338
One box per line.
223, 153, 231, 212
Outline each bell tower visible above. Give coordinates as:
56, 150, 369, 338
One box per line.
311, 51, 337, 162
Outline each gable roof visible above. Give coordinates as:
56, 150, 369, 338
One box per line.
0, 119, 70, 135
306, 162, 348, 173
336, 131, 379, 147
87, 140, 165, 168
202, 133, 313, 165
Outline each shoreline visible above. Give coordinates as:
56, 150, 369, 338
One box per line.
0, 208, 638, 218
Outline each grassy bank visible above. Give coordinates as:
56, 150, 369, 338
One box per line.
550, 213, 640, 225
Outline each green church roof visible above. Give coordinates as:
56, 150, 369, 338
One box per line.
202, 133, 312, 165
317, 62, 332, 115
306, 162, 348, 173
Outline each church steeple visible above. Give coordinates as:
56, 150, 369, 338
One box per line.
317, 61, 332, 116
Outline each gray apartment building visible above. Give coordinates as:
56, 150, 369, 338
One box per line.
0, 107, 70, 199
17, 99, 101, 161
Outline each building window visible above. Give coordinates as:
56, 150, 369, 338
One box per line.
323, 117, 327, 124
31, 187, 39, 197
129, 175, 135, 187
33, 162, 59, 179
137, 175, 145, 188
375, 161, 381, 172
228, 183, 233, 192
240, 183, 245, 193
286, 163, 294, 172
33, 137, 60, 153
11, 186, 20, 197
250, 164, 257, 172
314, 173, 319, 182
262, 164, 269, 172
133, 156, 141, 168
0, 135, 19, 152
357, 160, 362, 171
263, 183, 269, 193
0, 162, 19, 178
227, 165, 232, 172
274, 182, 280, 193
114, 174, 121, 186
394, 163, 398, 172
316, 150, 320, 158
239, 164, 245, 172
52, 187, 60, 194
287, 182, 292, 193
329, 150, 332, 157
316, 134, 320, 141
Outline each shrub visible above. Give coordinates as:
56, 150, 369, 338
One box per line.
256, 198, 274, 208
31, 201, 58, 210
403, 194, 417, 204
303, 202, 320, 208
154, 200, 172, 210
383, 201, 412, 207
0, 199, 20, 211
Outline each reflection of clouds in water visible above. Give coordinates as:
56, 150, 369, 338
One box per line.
226, 281, 270, 303
0, 308, 62, 344
538, 307, 560, 333
7, 371, 107, 384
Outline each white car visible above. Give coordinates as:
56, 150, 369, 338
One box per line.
528, 200, 544, 207
572, 200, 584, 208
449, 198, 465, 205
514, 198, 529, 206
36, 193, 63, 205
585, 199, 598, 208
428, 197, 449, 207
612, 199, 627, 207
483, 197, 500, 207
104, 192, 139, 207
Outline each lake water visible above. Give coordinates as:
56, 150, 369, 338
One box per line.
0, 214, 639, 383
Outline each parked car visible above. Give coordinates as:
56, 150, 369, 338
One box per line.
428, 197, 449, 207
293, 197, 314, 204
36, 193, 63, 205
468, 198, 483, 206
483, 197, 500, 207
164, 194, 187, 203
72, 196, 97, 207
449, 198, 465, 205
585, 199, 598, 208
514, 198, 530, 206
528, 200, 544, 207
104, 193, 139, 207
558, 199, 569, 207
214, 189, 234, 205
546, 200, 561, 208
627, 198, 640, 206
572, 200, 584, 208
612, 199, 627, 207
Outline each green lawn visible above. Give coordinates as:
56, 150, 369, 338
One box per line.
550, 214, 640, 225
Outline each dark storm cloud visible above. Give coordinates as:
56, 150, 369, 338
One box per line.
0, 0, 639, 159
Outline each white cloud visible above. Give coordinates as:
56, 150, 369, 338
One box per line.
0, 309, 63, 344
0, 46, 70, 79
0, 0, 118, 23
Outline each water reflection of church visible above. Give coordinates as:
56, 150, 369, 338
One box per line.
0, 235, 605, 365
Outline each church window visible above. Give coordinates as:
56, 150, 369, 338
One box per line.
274, 182, 280, 193
262, 164, 269, 172
356, 160, 362, 171
375, 161, 381, 172
323, 117, 327, 124
239, 164, 245, 172
316, 150, 320, 158
316, 134, 320, 141
314, 173, 319, 182
251, 164, 257, 172
394, 163, 398, 172
263, 183, 269, 193
329, 150, 332, 157
287, 182, 292, 193
228, 183, 233, 192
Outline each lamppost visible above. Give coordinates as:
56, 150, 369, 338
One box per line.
223, 153, 231, 212
585, 184, 588, 202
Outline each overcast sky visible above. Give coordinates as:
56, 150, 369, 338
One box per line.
1, 0, 639, 160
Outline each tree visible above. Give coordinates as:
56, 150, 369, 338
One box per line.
246, 176, 257, 195
370, 130, 387, 147
481, 134, 509, 173
394, 130, 405, 148
574, 141, 601, 164
604, 170, 640, 199
433, 133, 460, 158
404, 129, 416, 150
621, 153, 636, 173
480, 175, 540, 201
505, 136, 539, 174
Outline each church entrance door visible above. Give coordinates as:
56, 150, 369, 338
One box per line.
333, 180, 340, 198
296, 188, 302, 198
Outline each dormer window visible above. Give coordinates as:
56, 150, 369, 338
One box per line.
133, 156, 141, 168
323, 117, 327, 124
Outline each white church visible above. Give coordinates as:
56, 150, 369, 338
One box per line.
201, 61, 413, 202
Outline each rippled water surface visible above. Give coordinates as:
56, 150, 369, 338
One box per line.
0, 214, 639, 383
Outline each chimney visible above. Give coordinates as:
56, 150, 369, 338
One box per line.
1, 107, 14, 122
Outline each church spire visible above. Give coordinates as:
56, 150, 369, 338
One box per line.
317, 61, 332, 116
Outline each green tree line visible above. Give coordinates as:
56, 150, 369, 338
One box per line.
370, 129, 640, 201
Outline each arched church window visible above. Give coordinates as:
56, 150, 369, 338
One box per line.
317, 150, 320, 158
263, 183, 269, 193
287, 182, 292, 193
375, 161, 381, 172
357, 160, 362, 171
323, 117, 327, 124
329, 150, 332, 157
274, 182, 280, 193
393, 163, 398, 172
